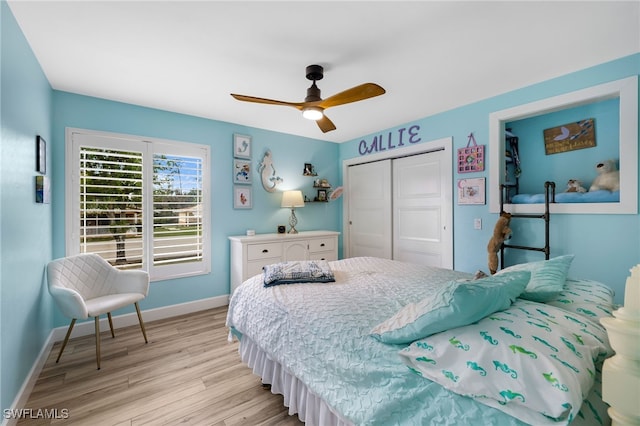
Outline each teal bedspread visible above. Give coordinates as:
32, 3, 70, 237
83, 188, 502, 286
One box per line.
226, 257, 606, 425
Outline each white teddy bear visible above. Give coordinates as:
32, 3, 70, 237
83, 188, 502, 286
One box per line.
589, 159, 620, 192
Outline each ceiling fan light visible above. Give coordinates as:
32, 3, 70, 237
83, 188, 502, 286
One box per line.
302, 107, 323, 121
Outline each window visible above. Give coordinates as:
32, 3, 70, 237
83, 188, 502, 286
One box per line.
66, 128, 211, 281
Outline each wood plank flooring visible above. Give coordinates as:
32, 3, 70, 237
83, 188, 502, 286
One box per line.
17, 306, 303, 425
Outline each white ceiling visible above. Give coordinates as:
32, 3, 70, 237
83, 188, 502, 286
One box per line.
7, 1, 640, 143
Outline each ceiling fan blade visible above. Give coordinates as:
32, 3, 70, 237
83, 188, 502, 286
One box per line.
230, 93, 304, 110
316, 115, 337, 133
319, 83, 385, 109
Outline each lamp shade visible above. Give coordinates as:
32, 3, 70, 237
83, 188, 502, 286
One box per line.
281, 190, 305, 208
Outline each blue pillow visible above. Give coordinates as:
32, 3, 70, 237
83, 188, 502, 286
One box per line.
496, 255, 574, 302
370, 271, 531, 344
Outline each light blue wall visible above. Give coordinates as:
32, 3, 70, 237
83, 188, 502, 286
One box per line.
339, 54, 640, 305
51, 92, 340, 326
1, 1, 54, 412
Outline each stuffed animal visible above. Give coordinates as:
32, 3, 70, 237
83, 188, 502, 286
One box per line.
589, 159, 620, 192
487, 212, 512, 275
565, 179, 587, 193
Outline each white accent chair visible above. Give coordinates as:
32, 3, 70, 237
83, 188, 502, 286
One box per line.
47, 253, 149, 369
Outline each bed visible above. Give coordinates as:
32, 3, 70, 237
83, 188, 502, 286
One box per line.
226, 256, 615, 425
512, 190, 619, 204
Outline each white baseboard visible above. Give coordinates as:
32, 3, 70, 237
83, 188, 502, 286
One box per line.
2, 295, 230, 426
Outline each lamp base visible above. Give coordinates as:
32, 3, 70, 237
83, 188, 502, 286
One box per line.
288, 208, 299, 234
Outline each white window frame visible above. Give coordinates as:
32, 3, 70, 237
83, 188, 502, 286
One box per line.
65, 127, 211, 281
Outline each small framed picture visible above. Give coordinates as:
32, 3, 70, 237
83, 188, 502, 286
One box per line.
457, 178, 486, 205
233, 159, 252, 184
233, 134, 252, 159
317, 189, 327, 202
233, 186, 252, 209
303, 163, 316, 176
35, 175, 50, 204
36, 135, 46, 174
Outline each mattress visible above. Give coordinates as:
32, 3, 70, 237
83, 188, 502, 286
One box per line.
226, 256, 612, 425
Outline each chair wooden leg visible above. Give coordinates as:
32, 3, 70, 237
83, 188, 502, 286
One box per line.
56, 319, 76, 363
107, 312, 115, 338
94, 316, 101, 370
134, 302, 148, 343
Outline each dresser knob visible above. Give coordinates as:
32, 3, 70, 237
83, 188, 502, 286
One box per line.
320, 243, 325, 247
262, 249, 269, 253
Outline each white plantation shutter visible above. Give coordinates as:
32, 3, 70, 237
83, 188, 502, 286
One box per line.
152, 153, 204, 266
79, 146, 144, 267
67, 129, 210, 281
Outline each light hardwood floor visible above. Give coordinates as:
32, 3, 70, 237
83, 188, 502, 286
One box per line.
18, 306, 303, 425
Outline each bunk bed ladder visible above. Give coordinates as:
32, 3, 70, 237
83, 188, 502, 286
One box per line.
499, 181, 555, 269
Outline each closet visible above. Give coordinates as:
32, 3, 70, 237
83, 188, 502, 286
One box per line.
345, 146, 453, 269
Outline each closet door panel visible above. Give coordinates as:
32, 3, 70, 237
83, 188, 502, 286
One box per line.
393, 151, 451, 268
347, 160, 392, 259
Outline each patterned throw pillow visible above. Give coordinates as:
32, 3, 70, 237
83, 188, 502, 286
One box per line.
496, 255, 575, 302
546, 278, 616, 321
399, 299, 612, 425
262, 260, 335, 287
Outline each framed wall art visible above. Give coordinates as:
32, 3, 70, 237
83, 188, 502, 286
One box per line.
457, 177, 485, 205
36, 135, 46, 174
457, 133, 484, 173
35, 175, 50, 204
233, 159, 252, 184
233, 133, 252, 159
233, 185, 252, 209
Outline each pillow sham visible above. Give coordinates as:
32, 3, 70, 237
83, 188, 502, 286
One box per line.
370, 271, 531, 344
263, 260, 335, 287
496, 255, 574, 302
546, 278, 616, 321
400, 299, 613, 426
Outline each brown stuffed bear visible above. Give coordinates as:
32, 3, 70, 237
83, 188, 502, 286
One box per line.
487, 212, 512, 275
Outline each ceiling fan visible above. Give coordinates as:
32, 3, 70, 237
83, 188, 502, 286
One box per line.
231, 65, 385, 133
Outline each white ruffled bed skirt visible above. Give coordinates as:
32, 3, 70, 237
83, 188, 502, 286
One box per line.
238, 336, 354, 426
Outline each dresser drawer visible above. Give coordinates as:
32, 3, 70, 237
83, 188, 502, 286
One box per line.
247, 243, 283, 260
308, 251, 337, 262
308, 238, 335, 253
247, 259, 279, 279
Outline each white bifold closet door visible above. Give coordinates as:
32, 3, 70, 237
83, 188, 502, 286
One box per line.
347, 149, 452, 268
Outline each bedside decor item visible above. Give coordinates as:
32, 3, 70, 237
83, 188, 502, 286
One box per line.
457, 133, 484, 173
277, 225, 286, 234
233, 159, 252, 184
233, 186, 252, 209
36, 135, 46, 174
233, 133, 252, 159
259, 150, 283, 192
281, 190, 305, 234
600, 264, 640, 425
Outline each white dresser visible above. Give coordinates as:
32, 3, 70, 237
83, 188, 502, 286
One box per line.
229, 230, 340, 295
